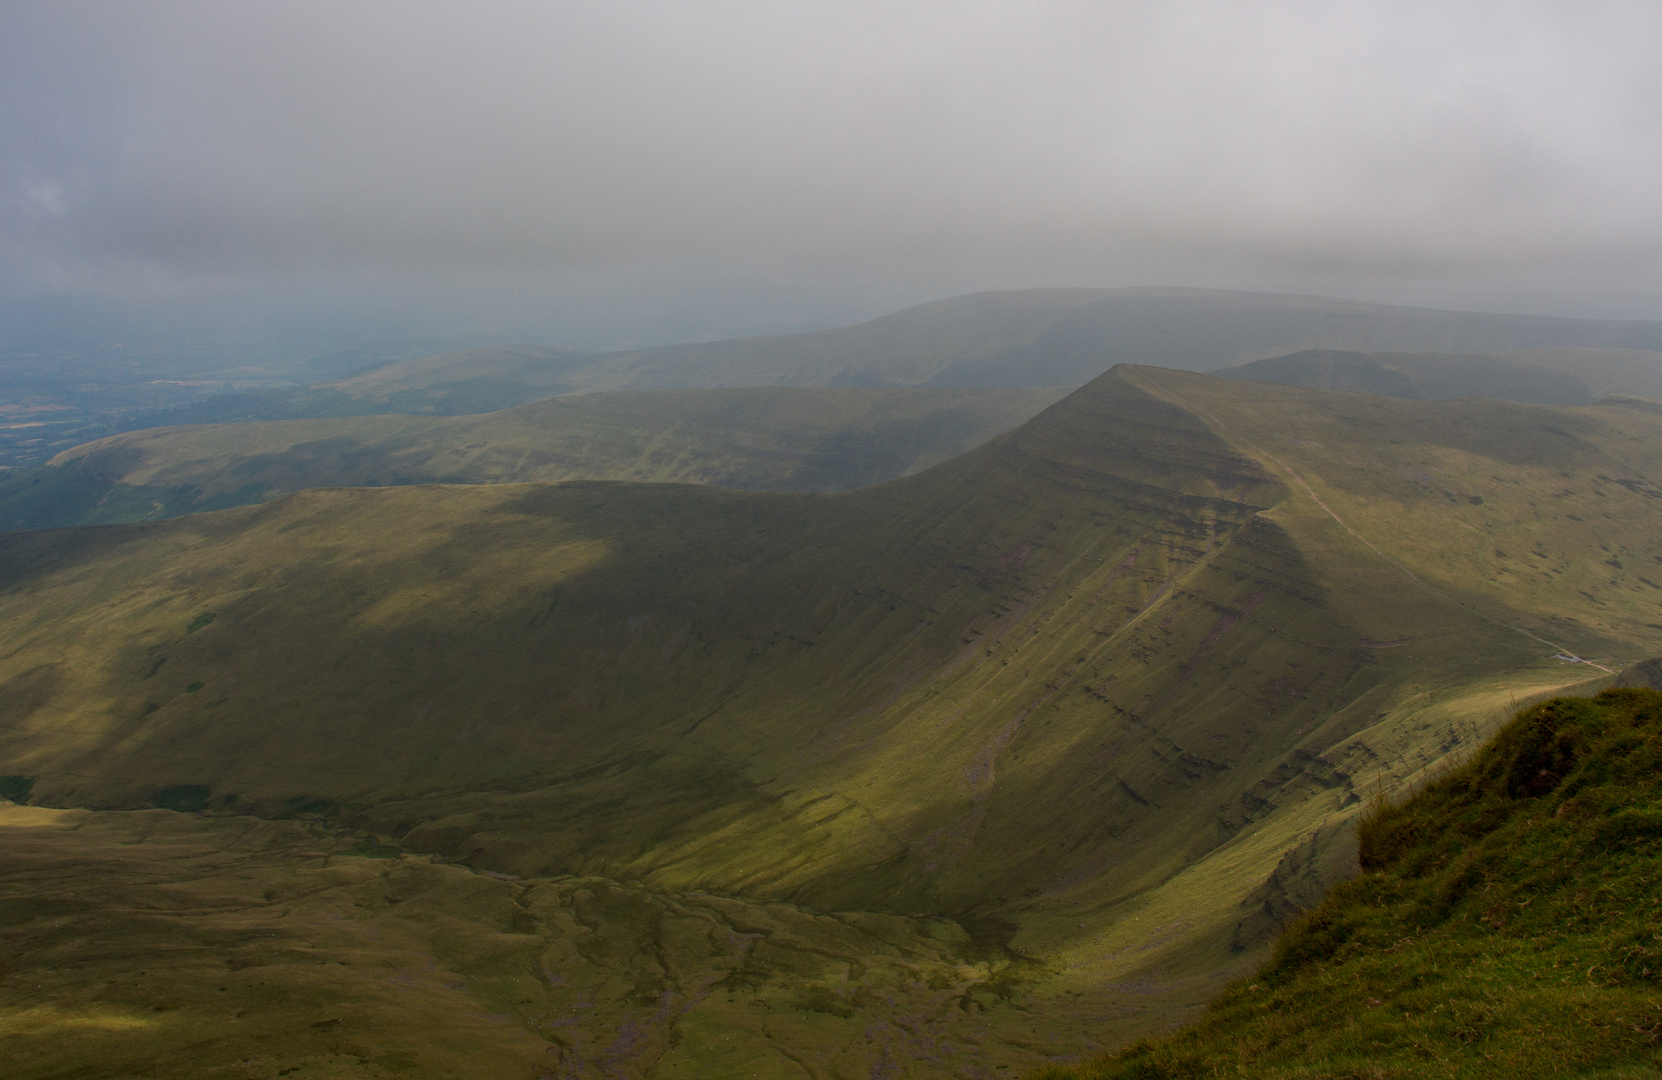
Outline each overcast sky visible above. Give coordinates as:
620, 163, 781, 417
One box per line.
4, 0, 1662, 348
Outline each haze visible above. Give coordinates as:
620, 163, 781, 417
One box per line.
4, 0, 1662, 348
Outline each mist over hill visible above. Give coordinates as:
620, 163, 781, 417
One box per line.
9, 297, 1659, 533
93, 288, 1662, 433
3, 366, 1660, 1076
583, 288, 1662, 390
1217, 346, 1662, 405
1216, 349, 1593, 404
0, 335, 513, 473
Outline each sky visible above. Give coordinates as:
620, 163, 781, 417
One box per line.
4, 0, 1662, 352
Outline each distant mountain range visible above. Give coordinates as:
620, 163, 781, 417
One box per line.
7, 287, 1662, 531
126, 287, 1662, 425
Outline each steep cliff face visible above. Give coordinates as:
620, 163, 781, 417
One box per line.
0, 371, 1307, 900
1045, 687, 1662, 1080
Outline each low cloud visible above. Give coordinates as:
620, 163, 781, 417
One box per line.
4, 0, 1661, 339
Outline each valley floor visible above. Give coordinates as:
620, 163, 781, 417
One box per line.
0, 802, 1214, 1080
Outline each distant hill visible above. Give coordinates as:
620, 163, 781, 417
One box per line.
1505, 345, 1662, 401
1216, 346, 1662, 405
1214, 348, 1595, 403
1046, 681, 1662, 1080
141, 289, 1662, 423
0, 385, 1065, 530
577, 288, 1662, 390
4, 367, 1660, 1075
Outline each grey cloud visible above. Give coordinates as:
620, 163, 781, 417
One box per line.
3, 0, 1661, 331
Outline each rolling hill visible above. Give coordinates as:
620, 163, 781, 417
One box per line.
3, 367, 1661, 1078
1215, 349, 1595, 404
0, 385, 1066, 529
136, 289, 1662, 427
580, 288, 1662, 391
1216, 346, 1662, 405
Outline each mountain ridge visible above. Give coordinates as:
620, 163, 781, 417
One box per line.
3, 365, 1661, 1077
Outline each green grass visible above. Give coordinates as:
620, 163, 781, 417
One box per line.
1040, 687, 1662, 1080
2, 366, 1661, 1076
0, 803, 1093, 1079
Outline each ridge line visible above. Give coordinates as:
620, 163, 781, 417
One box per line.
1123, 368, 1612, 675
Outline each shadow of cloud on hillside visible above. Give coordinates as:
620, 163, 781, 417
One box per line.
0, 367, 1597, 945
0, 660, 68, 797
0, 480, 936, 819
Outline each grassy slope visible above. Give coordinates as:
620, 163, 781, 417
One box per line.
1126, 370, 1662, 657
2, 368, 1660, 1076
1214, 350, 1596, 404
0, 385, 1065, 529
1041, 685, 1662, 1080
1, 803, 1064, 1080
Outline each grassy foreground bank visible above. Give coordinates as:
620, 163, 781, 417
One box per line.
1041, 685, 1662, 1080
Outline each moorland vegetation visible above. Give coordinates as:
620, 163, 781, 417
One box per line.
2, 349, 1662, 1077
1043, 680, 1662, 1080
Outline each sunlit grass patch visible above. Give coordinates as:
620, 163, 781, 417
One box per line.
0, 1005, 158, 1035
